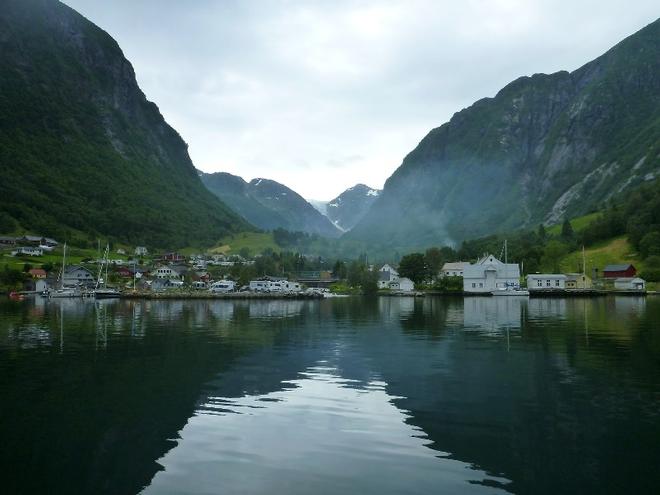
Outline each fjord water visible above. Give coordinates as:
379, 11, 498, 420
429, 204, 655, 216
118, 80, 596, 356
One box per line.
1, 297, 659, 494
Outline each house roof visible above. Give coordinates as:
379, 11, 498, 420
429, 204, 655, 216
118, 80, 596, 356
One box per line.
442, 262, 465, 270
29, 268, 46, 277
614, 277, 644, 282
603, 264, 634, 272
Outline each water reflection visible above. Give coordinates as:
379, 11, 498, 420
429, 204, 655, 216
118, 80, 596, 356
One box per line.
144, 364, 510, 495
0, 296, 659, 495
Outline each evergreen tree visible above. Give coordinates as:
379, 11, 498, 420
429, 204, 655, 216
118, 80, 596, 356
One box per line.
561, 219, 574, 239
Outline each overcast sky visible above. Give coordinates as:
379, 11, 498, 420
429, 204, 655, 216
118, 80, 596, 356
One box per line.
63, 0, 658, 200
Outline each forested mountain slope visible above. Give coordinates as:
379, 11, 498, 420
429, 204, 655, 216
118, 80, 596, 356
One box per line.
200, 172, 341, 237
0, 0, 250, 247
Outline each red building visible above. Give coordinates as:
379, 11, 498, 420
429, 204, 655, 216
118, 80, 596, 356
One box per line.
160, 252, 186, 262
602, 264, 636, 278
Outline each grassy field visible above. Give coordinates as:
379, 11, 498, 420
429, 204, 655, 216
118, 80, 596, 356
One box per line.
558, 236, 645, 274
0, 246, 99, 271
209, 232, 280, 256
547, 212, 601, 236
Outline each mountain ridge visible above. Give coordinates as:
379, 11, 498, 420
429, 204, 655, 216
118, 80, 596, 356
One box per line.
347, 18, 660, 248
199, 171, 341, 237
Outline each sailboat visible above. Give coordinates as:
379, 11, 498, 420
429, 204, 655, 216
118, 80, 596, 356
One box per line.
49, 242, 81, 298
93, 244, 121, 299
491, 240, 529, 296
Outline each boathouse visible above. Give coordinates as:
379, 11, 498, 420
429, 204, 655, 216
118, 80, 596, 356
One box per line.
463, 254, 520, 293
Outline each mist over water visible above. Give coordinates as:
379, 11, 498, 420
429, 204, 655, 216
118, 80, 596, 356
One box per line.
0, 295, 659, 494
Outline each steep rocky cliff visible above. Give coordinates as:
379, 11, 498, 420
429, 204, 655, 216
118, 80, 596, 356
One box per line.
347, 18, 660, 248
0, 0, 250, 247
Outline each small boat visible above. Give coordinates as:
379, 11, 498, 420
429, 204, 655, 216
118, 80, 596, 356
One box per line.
49, 287, 81, 298
49, 242, 81, 298
93, 244, 121, 298
9, 291, 25, 301
94, 288, 121, 299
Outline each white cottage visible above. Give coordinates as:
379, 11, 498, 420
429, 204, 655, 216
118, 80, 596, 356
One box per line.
441, 262, 466, 277
463, 254, 521, 294
378, 264, 399, 289
390, 277, 415, 293
614, 277, 646, 291
526, 274, 566, 291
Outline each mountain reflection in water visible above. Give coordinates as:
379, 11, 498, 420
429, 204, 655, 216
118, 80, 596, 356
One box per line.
0, 295, 658, 494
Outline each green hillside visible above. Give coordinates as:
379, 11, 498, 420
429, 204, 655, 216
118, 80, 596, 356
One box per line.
0, 0, 251, 248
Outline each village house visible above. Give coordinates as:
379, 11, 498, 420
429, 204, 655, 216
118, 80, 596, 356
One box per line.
389, 277, 415, 293
378, 264, 399, 289
12, 246, 43, 257
603, 264, 636, 278
526, 274, 567, 290
154, 266, 181, 279
135, 246, 148, 256
159, 252, 186, 263
614, 277, 646, 291
441, 262, 466, 278
62, 265, 95, 287
565, 273, 592, 289
463, 254, 521, 294
0, 236, 17, 246
28, 268, 47, 279
18, 235, 58, 247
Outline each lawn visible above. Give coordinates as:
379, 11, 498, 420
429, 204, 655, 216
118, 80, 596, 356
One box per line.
547, 212, 601, 236
209, 232, 280, 256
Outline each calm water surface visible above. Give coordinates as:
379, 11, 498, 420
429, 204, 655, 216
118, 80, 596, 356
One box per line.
0, 296, 659, 494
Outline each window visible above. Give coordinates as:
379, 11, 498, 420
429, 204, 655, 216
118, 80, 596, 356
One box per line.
555, 280, 560, 287
472, 283, 476, 288
479, 283, 483, 288
537, 280, 542, 287
546, 280, 551, 287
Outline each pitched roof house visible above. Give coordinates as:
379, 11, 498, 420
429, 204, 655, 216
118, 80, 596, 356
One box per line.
603, 264, 636, 278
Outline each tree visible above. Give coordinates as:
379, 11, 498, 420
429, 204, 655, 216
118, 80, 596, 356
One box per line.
398, 253, 428, 285
424, 247, 445, 280
332, 260, 347, 280
640, 255, 660, 282
537, 224, 547, 240
639, 231, 660, 259
541, 240, 568, 273
561, 219, 574, 240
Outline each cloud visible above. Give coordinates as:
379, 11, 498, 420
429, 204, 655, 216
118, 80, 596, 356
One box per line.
64, 0, 659, 200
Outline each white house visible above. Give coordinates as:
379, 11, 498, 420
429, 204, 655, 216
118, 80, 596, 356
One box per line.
62, 266, 95, 287
441, 262, 466, 278
210, 280, 236, 293
154, 266, 181, 279
614, 277, 646, 291
378, 264, 399, 289
526, 274, 567, 291
463, 254, 521, 294
12, 247, 43, 257
135, 246, 148, 256
389, 277, 415, 293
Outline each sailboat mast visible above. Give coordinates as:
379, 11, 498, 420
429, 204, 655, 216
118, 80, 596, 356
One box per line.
61, 242, 67, 289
